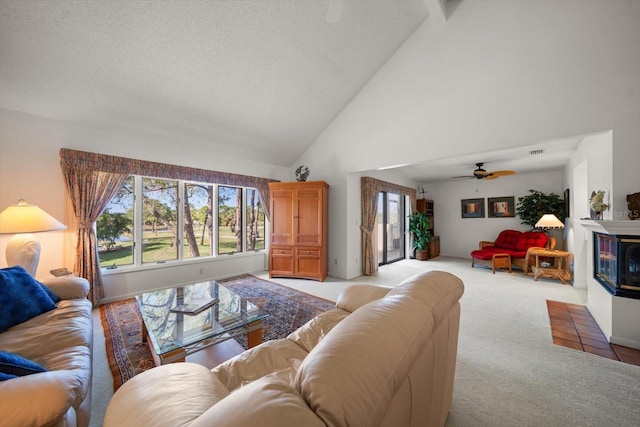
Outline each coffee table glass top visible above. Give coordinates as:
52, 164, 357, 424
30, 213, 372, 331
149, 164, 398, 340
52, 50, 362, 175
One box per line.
135, 280, 267, 357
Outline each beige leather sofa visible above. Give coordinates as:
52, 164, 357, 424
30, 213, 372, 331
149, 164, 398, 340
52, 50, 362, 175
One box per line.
104, 270, 464, 427
0, 276, 93, 427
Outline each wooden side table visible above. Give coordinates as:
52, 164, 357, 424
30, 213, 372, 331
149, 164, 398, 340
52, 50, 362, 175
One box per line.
528, 247, 572, 284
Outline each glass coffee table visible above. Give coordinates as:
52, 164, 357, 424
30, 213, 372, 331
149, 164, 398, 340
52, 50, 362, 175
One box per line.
136, 279, 268, 365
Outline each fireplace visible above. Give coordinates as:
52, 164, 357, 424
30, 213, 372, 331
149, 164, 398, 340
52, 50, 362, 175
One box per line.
594, 232, 640, 299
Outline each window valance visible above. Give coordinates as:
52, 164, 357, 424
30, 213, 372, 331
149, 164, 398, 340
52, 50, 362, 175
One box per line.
59, 148, 277, 214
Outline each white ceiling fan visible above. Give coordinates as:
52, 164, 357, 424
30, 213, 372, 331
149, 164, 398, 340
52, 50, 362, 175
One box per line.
452, 162, 516, 180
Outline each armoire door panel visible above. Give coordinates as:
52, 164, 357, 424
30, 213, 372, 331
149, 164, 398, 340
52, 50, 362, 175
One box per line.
295, 189, 322, 245
296, 248, 321, 277
270, 247, 294, 275
270, 188, 295, 245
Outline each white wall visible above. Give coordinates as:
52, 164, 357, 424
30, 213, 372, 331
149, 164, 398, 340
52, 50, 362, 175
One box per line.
563, 131, 613, 289
0, 109, 290, 290
295, 0, 640, 279
2, 1, 638, 290
425, 171, 564, 259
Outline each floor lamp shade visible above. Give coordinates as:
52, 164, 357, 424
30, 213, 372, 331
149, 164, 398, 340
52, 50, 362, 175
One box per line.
0, 200, 67, 276
535, 214, 565, 230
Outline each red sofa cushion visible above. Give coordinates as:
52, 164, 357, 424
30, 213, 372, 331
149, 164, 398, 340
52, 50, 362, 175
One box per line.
493, 230, 522, 251
514, 231, 548, 252
478, 246, 527, 258
474, 230, 549, 259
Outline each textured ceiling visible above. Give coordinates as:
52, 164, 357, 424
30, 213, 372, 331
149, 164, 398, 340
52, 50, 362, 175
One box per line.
0, 0, 428, 166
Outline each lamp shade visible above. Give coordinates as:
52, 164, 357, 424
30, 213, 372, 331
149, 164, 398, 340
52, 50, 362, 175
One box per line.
535, 214, 564, 230
0, 200, 66, 234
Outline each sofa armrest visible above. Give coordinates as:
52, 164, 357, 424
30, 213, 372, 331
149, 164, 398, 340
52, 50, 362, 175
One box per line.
479, 240, 495, 249
104, 363, 230, 427
0, 371, 79, 427
335, 284, 391, 313
40, 276, 90, 300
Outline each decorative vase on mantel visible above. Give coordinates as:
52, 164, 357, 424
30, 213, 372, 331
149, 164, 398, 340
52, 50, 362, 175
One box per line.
589, 190, 609, 221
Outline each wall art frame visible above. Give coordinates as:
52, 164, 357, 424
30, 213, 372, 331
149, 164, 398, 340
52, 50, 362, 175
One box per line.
461, 198, 485, 218
488, 196, 515, 218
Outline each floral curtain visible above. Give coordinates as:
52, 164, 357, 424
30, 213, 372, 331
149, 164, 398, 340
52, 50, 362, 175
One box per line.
60, 156, 130, 304
360, 176, 417, 276
60, 148, 277, 304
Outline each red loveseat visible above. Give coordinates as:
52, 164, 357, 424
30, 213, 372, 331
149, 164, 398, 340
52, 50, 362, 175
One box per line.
471, 229, 551, 274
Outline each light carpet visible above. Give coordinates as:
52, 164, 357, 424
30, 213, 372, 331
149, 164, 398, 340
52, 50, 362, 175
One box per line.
99, 274, 335, 391
90, 257, 640, 426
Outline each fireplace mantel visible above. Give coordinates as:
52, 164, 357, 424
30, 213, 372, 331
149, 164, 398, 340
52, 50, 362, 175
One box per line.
578, 219, 640, 350
578, 219, 640, 235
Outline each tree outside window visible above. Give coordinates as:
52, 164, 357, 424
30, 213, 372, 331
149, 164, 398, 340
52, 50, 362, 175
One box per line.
246, 189, 265, 251
218, 186, 242, 254
142, 178, 178, 263
184, 183, 213, 259
97, 176, 134, 268
96, 177, 264, 268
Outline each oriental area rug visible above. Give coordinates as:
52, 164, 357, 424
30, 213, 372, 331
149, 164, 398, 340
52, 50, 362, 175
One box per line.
100, 274, 335, 391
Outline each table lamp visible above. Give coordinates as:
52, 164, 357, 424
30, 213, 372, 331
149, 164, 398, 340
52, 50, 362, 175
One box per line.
535, 214, 564, 248
0, 199, 67, 276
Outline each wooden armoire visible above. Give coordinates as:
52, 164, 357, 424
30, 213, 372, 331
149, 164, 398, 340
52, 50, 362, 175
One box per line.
268, 181, 329, 281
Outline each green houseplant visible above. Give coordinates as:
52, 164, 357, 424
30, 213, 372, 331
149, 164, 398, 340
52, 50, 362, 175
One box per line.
408, 211, 431, 260
515, 189, 566, 229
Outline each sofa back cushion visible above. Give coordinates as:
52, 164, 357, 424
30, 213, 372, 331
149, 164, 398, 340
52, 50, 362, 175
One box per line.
493, 230, 523, 251
514, 231, 548, 252
294, 271, 464, 427
494, 230, 548, 252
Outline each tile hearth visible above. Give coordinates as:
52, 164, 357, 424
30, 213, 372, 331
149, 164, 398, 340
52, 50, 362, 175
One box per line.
546, 300, 640, 366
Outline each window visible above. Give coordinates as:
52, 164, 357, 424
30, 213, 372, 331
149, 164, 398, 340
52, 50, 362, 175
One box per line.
97, 176, 265, 269
218, 186, 242, 254
377, 191, 405, 266
246, 188, 265, 251
184, 183, 213, 259
142, 178, 179, 263
97, 176, 134, 268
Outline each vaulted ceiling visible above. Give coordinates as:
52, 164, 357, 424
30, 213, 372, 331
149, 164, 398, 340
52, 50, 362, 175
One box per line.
0, 0, 433, 166
1, 0, 581, 183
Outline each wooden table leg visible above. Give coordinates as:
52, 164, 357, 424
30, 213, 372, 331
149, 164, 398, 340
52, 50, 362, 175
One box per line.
247, 320, 263, 348
141, 320, 148, 343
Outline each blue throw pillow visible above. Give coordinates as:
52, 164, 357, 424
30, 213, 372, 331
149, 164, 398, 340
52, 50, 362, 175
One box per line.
0, 351, 47, 377
0, 372, 18, 381
0, 266, 58, 333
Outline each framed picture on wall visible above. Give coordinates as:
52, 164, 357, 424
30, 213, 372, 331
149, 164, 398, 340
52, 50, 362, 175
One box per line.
461, 198, 485, 218
488, 196, 515, 218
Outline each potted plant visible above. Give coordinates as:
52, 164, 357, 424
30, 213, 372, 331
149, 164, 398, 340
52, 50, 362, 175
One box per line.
515, 189, 566, 229
408, 211, 431, 260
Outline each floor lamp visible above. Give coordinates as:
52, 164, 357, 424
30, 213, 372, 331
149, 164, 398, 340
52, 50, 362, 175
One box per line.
0, 199, 67, 277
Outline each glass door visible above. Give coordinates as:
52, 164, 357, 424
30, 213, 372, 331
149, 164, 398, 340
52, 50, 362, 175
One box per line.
377, 191, 405, 265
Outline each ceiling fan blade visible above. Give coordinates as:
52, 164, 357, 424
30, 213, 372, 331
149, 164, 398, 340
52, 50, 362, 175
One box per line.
490, 170, 516, 177
484, 174, 500, 180
451, 175, 475, 180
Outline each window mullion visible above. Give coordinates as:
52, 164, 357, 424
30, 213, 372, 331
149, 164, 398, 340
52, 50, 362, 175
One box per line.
177, 182, 185, 260
134, 175, 143, 267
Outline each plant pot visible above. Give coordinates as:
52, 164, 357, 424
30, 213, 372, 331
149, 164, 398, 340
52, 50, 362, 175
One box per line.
416, 249, 429, 261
